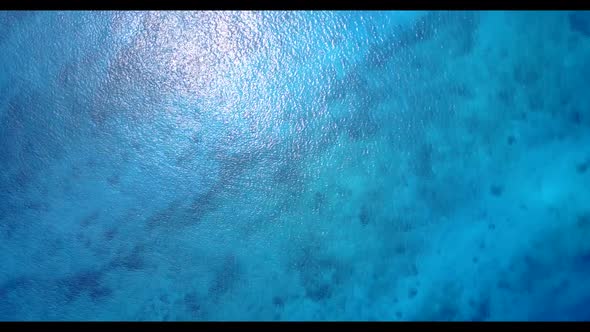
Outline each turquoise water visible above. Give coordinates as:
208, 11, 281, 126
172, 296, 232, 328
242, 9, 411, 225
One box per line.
1, 10, 590, 321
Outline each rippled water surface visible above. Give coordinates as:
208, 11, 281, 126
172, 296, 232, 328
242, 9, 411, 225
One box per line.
1, 11, 590, 320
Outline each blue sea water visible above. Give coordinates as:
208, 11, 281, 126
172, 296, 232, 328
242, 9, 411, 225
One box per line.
1, 10, 590, 321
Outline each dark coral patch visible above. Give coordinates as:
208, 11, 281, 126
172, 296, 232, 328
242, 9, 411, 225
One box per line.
208, 254, 241, 299
569, 11, 590, 37
576, 161, 589, 174
489, 185, 503, 197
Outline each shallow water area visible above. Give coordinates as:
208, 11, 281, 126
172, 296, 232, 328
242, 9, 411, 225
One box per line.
1, 11, 590, 321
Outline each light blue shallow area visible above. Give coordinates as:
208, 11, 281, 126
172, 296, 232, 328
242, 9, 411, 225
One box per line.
1, 11, 590, 321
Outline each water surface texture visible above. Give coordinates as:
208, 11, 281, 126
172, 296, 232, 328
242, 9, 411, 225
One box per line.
1, 11, 590, 321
